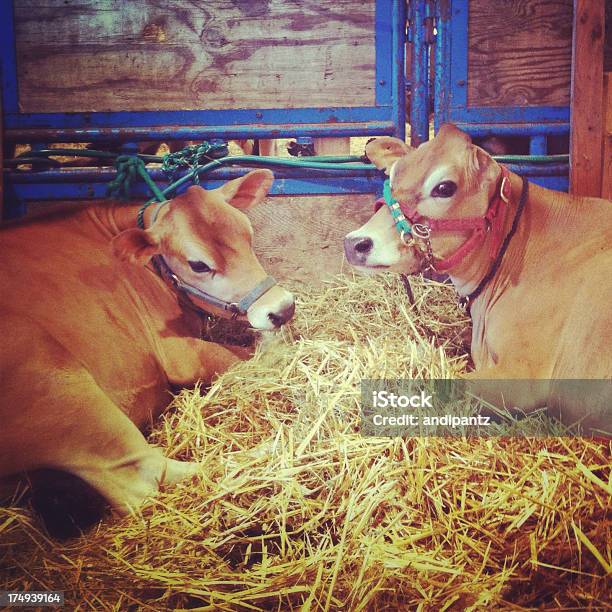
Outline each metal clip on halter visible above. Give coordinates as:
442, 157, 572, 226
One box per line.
499, 175, 511, 204
411, 223, 431, 240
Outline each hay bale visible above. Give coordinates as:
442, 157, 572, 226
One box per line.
1, 274, 610, 610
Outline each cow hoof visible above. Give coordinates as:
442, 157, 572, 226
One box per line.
161, 459, 201, 486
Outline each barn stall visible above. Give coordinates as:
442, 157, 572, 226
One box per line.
1, 0, 611, 610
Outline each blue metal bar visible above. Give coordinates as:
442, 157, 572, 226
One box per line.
0, 0, 18, 113
375, 0, 393, 106
529, 176, 568, 190
390, 0, 407, 140
447, 106, 570, 124
8, 175, 386, 202
503, 163, 569, 176
5, 168, 569, 203
410, 0, 430, 146
455, 123, 570, 137
433, 0, 451, 130
4, 107, 396, 134
5, 120, 400, 144
8, 166, 381, 184
448, 0, 469, 112
6, 160, 567, 191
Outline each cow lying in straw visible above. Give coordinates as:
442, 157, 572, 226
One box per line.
0, 169, 295, 534
344, 124, 612, 431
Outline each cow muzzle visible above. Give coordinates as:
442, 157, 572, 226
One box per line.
246, 286, 295, 330
344, 235, 375, 266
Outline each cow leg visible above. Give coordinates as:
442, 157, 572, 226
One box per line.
462, 369, 550, 415
257, 139, 278, 156
158, 336, 247, 387
48, 382, 200, 515
2, 361, 199, 516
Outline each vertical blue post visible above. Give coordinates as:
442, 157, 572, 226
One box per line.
0, 0, 18, 114
410, 0, 430, 146
433, 0, 451, 131
391, 0, 407, 141
529, 135, 547, 155
4, 182, 26, 220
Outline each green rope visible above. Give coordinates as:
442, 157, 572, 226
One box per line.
10, 146, 570, 168
383, 178, 412, 238
143, 155, 378, 205
107, 155, 166, 202
6, 143, 571, 206
161, 141, 228, 183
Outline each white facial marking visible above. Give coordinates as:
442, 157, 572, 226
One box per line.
246, 288, 295, 330
423, 165, 453, 199
345, 209, 402, 268
182, 242, 215, 269
388, 160, 399, 188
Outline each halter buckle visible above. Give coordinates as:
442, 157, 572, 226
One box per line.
458, 295, 470, 311
169, 273, 181, 289
411, 223, 431, 239
399, 229, 413, 245
500, 176, 511, 204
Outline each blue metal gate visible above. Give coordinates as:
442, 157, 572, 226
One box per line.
410, 0, 570, 191
1, 0, 406, 217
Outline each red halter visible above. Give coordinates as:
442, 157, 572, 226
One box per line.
375, 166, 513, 272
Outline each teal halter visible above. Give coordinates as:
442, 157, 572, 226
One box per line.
383, 179, 413, 243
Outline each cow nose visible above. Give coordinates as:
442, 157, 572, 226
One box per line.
344, 235, 373, 262
354, 237, 374, 254
267, 301, 295, 327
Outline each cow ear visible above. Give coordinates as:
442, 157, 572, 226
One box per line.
365, 137, 412, 174
218, 169, 274, 209
469, 145, 492, 173
437, 123, 472, 144
112, 228, 159, 265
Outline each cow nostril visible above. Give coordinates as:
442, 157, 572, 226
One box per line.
354, 237, 373, 254
268, 312, 282, 327
268, 302, 295, 327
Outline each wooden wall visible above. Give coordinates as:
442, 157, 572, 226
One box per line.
467, 0, 573, 107
14, 0, 376, 113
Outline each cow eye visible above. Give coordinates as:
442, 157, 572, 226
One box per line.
431, 180, 457, 198
188, 261, 212, 273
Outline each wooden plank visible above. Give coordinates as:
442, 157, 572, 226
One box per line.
313, 137, 351, 155
569, 0, 604, 197
14, 0, 376, 113
602, 73, 611, 200
247, 194, 374, 284
606, 2, 612, 72
468, 0, 573, 107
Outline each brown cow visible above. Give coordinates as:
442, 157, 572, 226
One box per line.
0, 169, 295, 530
344, 124, 611, 432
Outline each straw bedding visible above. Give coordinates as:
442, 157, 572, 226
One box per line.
1, 274, 610, 610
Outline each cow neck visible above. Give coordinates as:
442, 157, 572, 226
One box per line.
449, 171, 527, 304
105, 203, 160, 234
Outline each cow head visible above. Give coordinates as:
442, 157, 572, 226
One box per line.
344, 124, 500, 275
112, 169, 295, 330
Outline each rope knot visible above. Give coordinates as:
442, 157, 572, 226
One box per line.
107, 155, 166, 203
161, 141, 228, 183
107, 155, 147, 200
